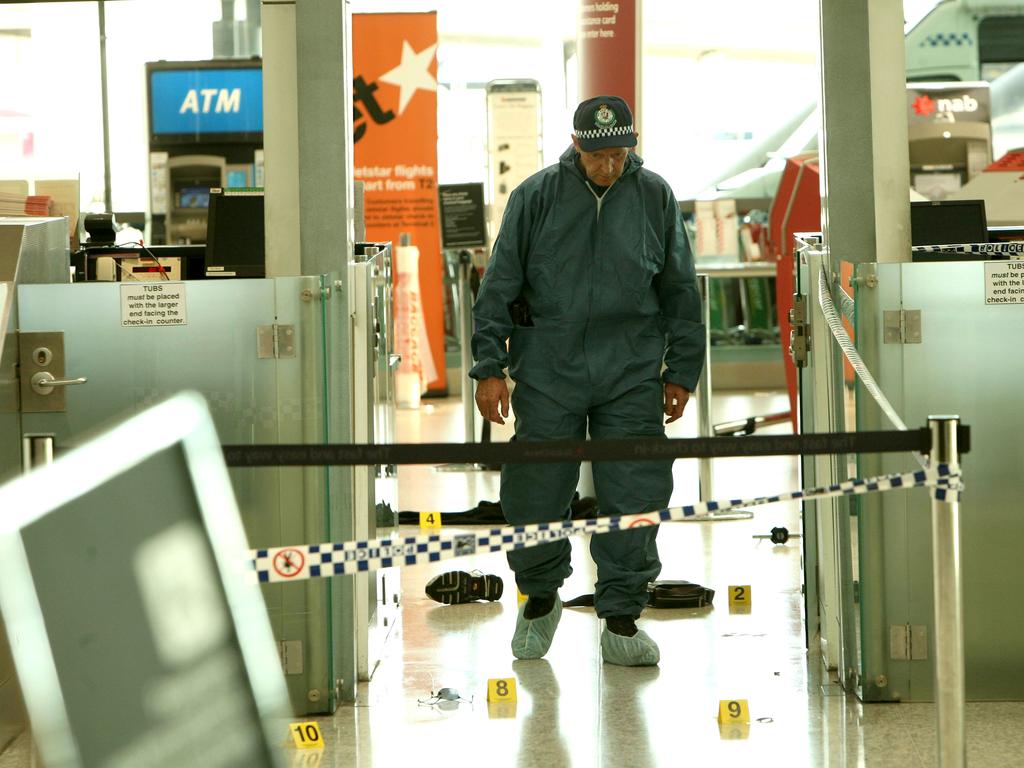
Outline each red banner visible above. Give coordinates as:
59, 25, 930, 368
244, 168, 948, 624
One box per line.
578, 0, 640, 125
353, 12, 446, 392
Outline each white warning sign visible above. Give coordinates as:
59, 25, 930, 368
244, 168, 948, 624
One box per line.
984, 261, 1024, 305
121, 282, 188, 326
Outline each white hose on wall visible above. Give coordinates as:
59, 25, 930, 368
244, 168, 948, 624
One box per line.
834, 280, 856, 322
816, 268, 927, 468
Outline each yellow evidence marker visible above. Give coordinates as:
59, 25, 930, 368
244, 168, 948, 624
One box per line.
289, 721, 324, 749
487, 677, 517, 703
728, 585, 752, 611
419, 511, 442, 528
717, 699, 751, 725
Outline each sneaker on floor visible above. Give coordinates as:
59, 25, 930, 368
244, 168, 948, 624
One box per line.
512, 595, 562, 660
601, 617, 660, 667
424, 571, 503, 605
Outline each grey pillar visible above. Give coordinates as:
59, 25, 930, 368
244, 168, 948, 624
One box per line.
815, 0, 913, 697
262, 1, 301, 276
260, 0, 358, 709
262, 0, 354, 277
818, 0, 911, 265
295, 0, 355, 276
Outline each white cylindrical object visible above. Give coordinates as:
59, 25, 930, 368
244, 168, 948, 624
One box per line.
22, 434, 55, 473
394, 244, 424, 408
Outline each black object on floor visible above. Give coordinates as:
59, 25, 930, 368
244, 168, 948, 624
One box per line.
425, 571, 504, 604
397, 493, 598, 526
564, 581, 715, 610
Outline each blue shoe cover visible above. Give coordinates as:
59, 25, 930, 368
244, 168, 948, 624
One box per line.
600, 627, 660, 667
511, 597, 562, 660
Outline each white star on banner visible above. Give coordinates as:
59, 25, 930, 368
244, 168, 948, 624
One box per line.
378, 40, 438, 115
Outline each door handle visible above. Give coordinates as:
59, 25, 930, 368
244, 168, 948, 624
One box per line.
30, 371, 88, 396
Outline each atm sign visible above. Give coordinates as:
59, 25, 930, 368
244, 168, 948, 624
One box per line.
150, 68, 263, 136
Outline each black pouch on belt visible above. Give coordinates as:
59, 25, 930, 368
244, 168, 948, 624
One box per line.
508, 295, 534, 327
646, 580, 715, 609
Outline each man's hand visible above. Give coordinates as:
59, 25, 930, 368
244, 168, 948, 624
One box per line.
663, 382, 690, 424
475, 377, 510, 425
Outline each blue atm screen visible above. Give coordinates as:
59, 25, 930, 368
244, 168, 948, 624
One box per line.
150, 68, 263, 136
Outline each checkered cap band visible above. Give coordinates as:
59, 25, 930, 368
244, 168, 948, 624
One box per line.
574, 124, 635, 140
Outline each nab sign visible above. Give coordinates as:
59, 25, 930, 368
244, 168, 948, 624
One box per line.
907, 82, 990, 125
149, 65, 263, 139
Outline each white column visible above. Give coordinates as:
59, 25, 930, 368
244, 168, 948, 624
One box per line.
262, 0, 354, 277
818, 0, 911, 264
261, 0, 301, 276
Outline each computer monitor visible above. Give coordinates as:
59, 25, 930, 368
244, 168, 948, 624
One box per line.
910, 199, 988, 247
178, 186, 211, 209
205, 189, 265, 278
0, 393, 290, 768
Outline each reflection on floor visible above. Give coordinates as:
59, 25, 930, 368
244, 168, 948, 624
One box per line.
299, 392, 1023, 768
3, 391, 1023, 767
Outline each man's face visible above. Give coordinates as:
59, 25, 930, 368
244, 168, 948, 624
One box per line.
572, 136, 631, 187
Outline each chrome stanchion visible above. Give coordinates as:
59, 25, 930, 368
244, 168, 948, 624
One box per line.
459, 251, 475, 444
22, 434, 55, 472
697, 274, 713, 500
929, 415, 965, 768
436, 251, 487, 472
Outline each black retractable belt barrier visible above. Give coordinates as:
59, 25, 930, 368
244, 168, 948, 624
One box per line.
223, 426, 969, 467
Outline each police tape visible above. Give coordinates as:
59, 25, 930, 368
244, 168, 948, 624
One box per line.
250, 464, 961, 583
911, 242, 1024, 256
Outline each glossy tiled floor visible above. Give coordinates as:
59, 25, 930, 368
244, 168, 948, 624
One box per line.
295, 391, 1024, 768
3, 390, 1024, 767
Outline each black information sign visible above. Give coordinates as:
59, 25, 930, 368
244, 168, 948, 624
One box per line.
438, 183, 487, 249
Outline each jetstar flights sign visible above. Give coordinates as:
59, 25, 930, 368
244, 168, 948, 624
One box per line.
907, 82, 990, 124
352, 12, 446, 393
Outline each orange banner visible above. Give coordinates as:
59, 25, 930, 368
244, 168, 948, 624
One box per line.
353, 12, 446, 393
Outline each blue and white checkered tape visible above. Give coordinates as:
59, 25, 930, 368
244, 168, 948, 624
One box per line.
250, 464, 961, 583
912, 242, 1024, 256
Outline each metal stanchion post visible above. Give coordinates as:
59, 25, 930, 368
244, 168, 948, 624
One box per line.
22, 434, 55, 472
697, 274, 713, 500
458, 251, 475, 444
929, 415, 965, 768
436, 251, 488, 472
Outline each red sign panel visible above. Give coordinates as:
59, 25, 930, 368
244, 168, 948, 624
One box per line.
578, 1, 640, 119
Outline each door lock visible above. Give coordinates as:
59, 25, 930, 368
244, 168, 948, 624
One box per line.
32, 347, 53, 366
18, 331, 86, 413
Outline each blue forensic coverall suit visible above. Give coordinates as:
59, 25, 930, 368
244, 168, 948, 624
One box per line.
470, 145, 705, 619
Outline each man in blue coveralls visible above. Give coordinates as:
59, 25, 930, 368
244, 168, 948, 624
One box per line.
470, 95, 706, 666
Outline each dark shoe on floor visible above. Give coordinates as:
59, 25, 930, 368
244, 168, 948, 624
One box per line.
425, 571, 504, 604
